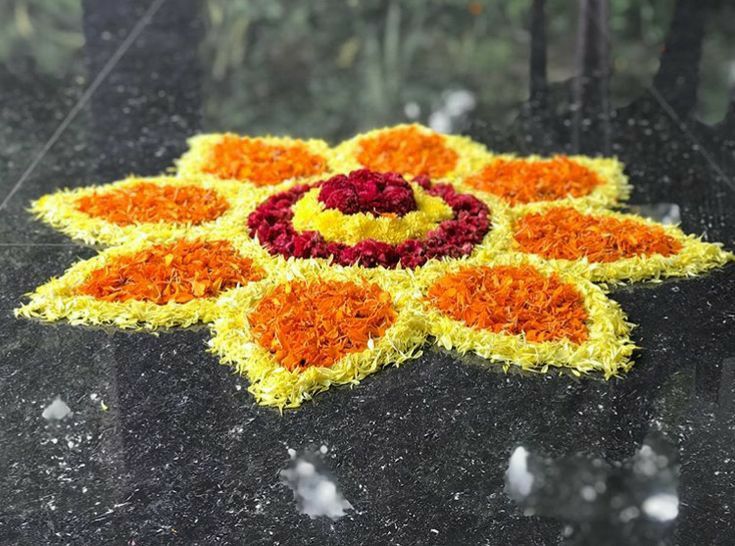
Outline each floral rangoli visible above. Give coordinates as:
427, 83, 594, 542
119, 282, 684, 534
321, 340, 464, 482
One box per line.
18, 124, 733, 409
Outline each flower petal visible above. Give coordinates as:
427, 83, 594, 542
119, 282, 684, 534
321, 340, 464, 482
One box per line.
176, 133, 334, 189
30, 176, 243, 246
209, 263, 427, 409
417, 256, 635, 378
15, 237, 264, 329
509, 204, 733, 282
458, 155, 630, 208
331, 124, 489, 180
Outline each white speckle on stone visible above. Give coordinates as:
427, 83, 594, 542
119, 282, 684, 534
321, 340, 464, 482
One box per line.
430, 528, 439, 534
287, 448, 297, 459
280, 455, 353, 520
642, 493, 679, 521
320, 445, 328, 454
620, 506, 640, 522
581, 486, 597, 501
506, 446, 534, 499
42, 397, 71, 421
90, 393, 98, 401
295, 461, 315, 477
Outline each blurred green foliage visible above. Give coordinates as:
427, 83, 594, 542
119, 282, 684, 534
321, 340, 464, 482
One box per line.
199, 0, 734, 136
0, 0, 733, 135
0, 0, 83, 75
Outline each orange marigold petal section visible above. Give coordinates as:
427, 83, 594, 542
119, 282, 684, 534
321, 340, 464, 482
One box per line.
356, 126, 458, 178
75, 182, 230, 226
202, 136, 328, 185
427, 265, 589, 343
248, 280, 397, 370
514, 207, 683, 262
465, 156, 601, 205
77, 240, 263, 304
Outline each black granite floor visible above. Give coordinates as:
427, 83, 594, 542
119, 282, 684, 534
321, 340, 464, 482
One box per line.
1, 1, 734, 545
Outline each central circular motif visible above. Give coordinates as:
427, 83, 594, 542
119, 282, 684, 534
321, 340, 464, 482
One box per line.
291, 178, 453, 246
247, 169, 490, 268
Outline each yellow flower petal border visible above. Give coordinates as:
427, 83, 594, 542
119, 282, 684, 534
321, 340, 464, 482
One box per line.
414, 254, 636, 378
208, 261, 427, 409
454, 154, 631, 209
29, 176, 246, 247
14, 235, 268, 330
291, 183, 454, 245
499, 201, 735, 283
175, 133, 336, 189
330, 123, 491, 179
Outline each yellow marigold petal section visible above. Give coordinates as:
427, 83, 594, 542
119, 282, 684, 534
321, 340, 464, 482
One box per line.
504, 201, 734, 283
30, 176, 245, 247
208, 262, 427, 409
416, 255, 636, 378
14, 236, 266, 330
331, 124, 490, 180
456, 154, 631, 209
175, 133, 335, 189
291, 184, 454, 245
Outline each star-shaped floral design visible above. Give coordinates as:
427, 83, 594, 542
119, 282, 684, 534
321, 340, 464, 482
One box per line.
18, 124, 733, 409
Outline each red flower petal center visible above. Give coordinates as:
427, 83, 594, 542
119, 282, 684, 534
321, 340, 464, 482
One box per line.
318, 169, 417, 216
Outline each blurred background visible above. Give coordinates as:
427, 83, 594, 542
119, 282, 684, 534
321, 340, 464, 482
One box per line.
1, 0, 733, 141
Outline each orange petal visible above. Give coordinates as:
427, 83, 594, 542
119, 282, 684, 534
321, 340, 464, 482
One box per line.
514, 207, 682, 262
427, 265, 589, 343
356, 126, 458, 178
76, 182, 229, 225
77, 239, 262, 304
465, 156, 601, 205
202, 136, 328, 185
248, 280, 397, 370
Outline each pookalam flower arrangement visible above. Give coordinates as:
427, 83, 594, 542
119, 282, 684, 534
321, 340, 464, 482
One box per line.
17, 124, 733, 409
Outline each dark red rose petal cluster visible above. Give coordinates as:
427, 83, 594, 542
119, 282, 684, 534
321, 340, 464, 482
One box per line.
247, 171, 490, 269
318, 169, 416, 216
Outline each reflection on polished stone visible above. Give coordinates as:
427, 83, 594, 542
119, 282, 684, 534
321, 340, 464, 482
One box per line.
280, 446, 353, 521
630, 203, 681, 225
505, 435, 679, 545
